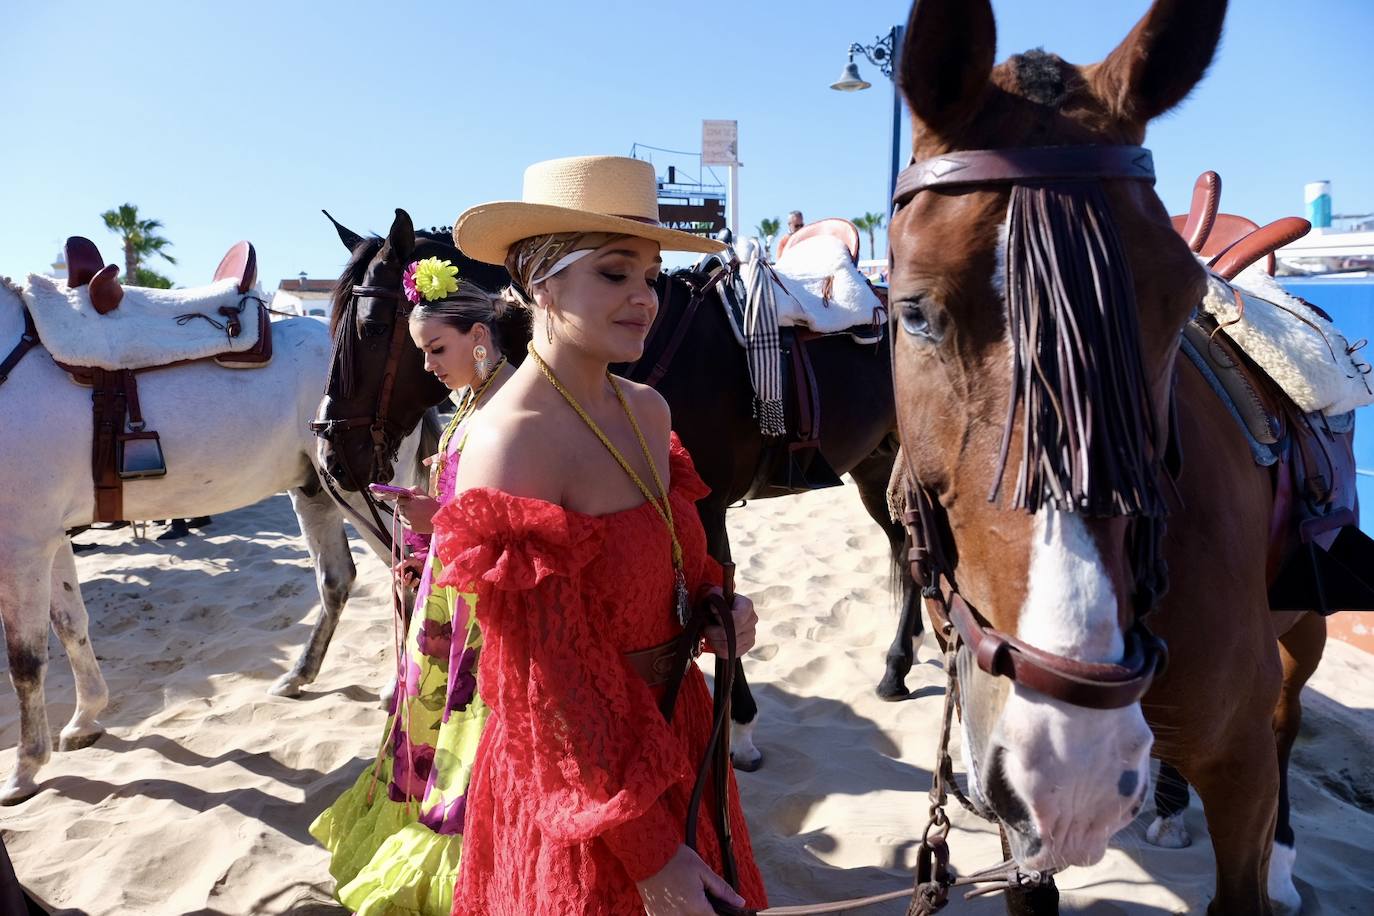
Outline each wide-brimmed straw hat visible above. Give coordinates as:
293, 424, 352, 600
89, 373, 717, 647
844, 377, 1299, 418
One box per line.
454, 155, 726, 266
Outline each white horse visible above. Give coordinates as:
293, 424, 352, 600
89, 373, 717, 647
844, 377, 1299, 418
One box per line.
0, 248, 420, 804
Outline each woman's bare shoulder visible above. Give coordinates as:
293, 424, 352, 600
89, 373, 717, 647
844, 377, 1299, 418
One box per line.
618, 378, 671, 438
456, 409, 564, 503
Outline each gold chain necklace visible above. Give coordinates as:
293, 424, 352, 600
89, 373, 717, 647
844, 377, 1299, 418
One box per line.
526, 342, 690, 626
433, 356, 507, 492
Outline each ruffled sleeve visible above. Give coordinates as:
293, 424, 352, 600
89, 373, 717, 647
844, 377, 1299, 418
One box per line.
668, 434, 724, 595
431, 488, 692, 881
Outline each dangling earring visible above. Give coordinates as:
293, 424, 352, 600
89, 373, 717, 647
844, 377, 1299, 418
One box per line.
472, 344, 489, 379
544, 310, 555, 346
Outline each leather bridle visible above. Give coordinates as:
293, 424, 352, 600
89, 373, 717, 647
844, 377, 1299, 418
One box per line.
889, 144, 1170, 711
309, 282, 416, 549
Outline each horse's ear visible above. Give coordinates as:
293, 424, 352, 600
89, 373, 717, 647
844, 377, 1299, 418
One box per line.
381, 208, 416, 266
323, 210, 365, 253
898, 0, 996, 136
1092, 0, 1227, 126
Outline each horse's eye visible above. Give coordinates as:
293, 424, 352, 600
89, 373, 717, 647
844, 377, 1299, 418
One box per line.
360, 319, 389, 339
899, 300, 934, 339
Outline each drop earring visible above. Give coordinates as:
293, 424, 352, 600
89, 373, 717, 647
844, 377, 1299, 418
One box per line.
473, 344, 489, 379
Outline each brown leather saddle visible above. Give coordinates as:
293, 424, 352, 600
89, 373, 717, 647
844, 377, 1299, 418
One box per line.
1171, 172, 1374, 614
52, 238, 272, 522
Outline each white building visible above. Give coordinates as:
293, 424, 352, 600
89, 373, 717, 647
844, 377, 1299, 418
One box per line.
270, 277, 333, 318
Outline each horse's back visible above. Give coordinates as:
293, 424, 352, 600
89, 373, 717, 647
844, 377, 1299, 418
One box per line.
0, 311, 332, 529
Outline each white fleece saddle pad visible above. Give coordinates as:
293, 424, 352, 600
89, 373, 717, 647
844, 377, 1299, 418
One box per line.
23, 274, 264, 371
769, 234, 884, 333
1203, 262, 1374, 416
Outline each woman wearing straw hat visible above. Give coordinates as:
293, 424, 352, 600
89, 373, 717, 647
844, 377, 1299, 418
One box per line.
432, 155, 768, 914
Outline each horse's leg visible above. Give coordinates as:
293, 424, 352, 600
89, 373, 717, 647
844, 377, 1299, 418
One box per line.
0, 542, 57, 804
268, 484, 357, 698
1267, 611, 1325, 916
849, 445, 923, 700
699, 497, 764, 772
1145, 760, 1193, 848
1182, 721, 1280, 914
49, 541, 108, 751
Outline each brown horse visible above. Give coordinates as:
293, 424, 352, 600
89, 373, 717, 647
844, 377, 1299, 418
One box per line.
888, 1, 1324, 913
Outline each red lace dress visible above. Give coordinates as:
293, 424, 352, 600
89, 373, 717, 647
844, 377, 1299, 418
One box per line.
431, 435, 767, 915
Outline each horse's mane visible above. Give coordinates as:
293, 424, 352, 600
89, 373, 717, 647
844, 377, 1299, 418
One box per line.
330, 236, 385, 338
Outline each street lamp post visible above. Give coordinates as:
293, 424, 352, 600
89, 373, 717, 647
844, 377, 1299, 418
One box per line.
830, 25, 905, 213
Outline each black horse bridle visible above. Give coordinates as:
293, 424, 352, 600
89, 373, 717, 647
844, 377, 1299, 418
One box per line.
310, 282, 416, 548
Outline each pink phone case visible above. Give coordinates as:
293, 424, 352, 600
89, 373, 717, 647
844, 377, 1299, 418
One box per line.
368, 483, 412, 497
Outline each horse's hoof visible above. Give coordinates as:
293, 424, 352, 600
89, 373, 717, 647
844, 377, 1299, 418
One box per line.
731, 748, 763, 772
1268, 841, 1301, 915
875, 678, 910, 702
268, 674, 306, 698
59, 725, 104, 752
0, 777, 40, 806
1145, 813, 1192, 848
378, 679, 399, 711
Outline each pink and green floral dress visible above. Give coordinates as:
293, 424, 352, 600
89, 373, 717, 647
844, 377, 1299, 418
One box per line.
310, 419, 488, 916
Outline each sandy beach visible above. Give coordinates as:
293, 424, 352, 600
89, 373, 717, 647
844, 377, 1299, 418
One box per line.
2, 483, 1371, 915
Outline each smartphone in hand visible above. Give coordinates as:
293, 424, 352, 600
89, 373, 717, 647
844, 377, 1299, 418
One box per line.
368, 483, 413, 498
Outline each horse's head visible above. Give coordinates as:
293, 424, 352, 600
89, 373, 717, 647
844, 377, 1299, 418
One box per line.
889, 0, 1225, 869
314, 208, 509, 488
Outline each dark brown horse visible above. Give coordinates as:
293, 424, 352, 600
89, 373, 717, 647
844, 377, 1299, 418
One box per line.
314, 208, 923, 769
888, 0, 1324, 912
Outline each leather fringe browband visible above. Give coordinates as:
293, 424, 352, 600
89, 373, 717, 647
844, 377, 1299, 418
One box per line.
992, 180, 1167, 517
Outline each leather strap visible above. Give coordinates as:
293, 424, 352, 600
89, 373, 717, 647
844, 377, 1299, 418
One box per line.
894, 145, 1155, 206
788, 332, 821, 446
932, 591, 1166, 710
643, 574, 745, 916
90, 368, 128, 522
628, 266, 729, 388
623, 638, 682, 687
123, 370, 145, 429
0, 307, 38, 388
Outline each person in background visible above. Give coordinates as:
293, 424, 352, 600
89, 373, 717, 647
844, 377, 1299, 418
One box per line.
786, 210, 804, 235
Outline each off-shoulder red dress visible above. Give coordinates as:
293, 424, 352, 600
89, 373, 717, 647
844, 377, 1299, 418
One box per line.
431, 435, 767, 916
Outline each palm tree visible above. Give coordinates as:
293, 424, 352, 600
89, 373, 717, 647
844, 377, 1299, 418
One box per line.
100, 203, 176, 285
133, 267, 174, 289
756, 217, 781, 259
853, 212, 886, 261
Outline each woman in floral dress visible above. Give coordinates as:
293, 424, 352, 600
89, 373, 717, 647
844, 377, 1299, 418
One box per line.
310, 267, 527, 916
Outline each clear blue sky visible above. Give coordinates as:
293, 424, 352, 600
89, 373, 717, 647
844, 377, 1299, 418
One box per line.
3, 0, 1370, 287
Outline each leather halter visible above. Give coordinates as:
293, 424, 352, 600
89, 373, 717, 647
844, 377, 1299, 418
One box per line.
890, 144, 1168, 711
309, 282, 413, 548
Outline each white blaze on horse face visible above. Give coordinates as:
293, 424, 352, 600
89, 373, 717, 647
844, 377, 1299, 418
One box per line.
990, 509, 1153, 869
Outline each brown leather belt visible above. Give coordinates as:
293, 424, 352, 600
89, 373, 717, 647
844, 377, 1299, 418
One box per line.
624, 637, 683, 687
